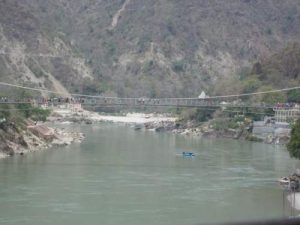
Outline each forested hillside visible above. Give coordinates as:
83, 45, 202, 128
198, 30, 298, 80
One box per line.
1, 0, 300, 98
213, 42, 300, 103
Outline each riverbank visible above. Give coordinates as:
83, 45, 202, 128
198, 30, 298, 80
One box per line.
48, 107, 177, 124
0, 107, 176, 159
143, 119, 289, 146
48, 106, 290, 145
0, 119, 84, 159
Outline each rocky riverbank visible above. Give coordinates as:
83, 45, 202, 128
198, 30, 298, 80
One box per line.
0, 119, 85, 158
50, 105, 290, 144
144, 119, 290, 144
47, 106, 290, 145
144, 120, 246, 138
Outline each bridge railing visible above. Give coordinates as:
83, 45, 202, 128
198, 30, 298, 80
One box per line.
0, 97, 297, 110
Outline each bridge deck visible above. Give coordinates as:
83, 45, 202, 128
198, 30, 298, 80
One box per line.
0, 97, 281, 109
2, 97, 300, 121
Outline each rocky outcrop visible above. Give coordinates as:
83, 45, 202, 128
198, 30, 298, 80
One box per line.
27, 124, 55, 141
0, 120, 84, 158
0, 122, 28, 156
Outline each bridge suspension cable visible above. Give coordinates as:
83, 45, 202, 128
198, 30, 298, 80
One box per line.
207, 86, 300, 99
0, 81, 300, 100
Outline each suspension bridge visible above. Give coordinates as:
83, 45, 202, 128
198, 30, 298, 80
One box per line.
0, 81, 300, 121
0, 96, 293, 110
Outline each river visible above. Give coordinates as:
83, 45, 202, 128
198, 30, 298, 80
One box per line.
0, 123, 299, 225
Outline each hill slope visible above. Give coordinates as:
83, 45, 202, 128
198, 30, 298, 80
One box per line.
0, 0, 93, 97
2, 0, 300, 97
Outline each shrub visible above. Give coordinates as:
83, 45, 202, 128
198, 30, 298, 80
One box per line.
241, 78, 261, 93
287, 119, 300, 159
172, 60, 185, 72
287, 90, 300, 103
30, 108, 51, 122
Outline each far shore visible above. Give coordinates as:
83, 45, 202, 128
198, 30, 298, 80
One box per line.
50, 107, 290, 145
51, 108, 178, 124
89, 113, 177, 124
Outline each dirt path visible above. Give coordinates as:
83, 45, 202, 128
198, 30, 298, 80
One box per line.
110, 0, 131, 29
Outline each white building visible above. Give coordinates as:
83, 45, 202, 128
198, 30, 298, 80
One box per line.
273, 107, 300, 123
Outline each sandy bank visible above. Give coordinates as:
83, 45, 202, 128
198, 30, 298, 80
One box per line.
0, 152, 7, 159
51, 108, 177, 124
90, 113, 177, 124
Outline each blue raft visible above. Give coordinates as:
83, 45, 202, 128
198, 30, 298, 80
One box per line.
182, 152, 196, 157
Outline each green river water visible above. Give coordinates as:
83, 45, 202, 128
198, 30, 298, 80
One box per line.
0, 124, 299, 225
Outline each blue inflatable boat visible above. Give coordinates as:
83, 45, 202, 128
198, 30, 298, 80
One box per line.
182, 152, 195, 157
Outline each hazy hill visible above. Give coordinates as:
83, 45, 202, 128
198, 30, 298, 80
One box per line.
1, 0, 300, 97
251, 42, 300, 87
0, 0, 93, 97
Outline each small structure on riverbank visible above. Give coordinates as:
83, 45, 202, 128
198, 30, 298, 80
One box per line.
273, 103, 300, 123
252, 117, 291, 144
273, 106, 300, 123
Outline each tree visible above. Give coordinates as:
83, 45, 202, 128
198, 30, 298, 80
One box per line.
172, 60, 185, 73
287, 90, 300, 103
241, 77, 261, 93
287, 119, 300, 159
258, 86, 286, 104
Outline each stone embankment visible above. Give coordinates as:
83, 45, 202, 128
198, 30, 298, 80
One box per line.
252, 119, 291, 144
0, 119, 84, 158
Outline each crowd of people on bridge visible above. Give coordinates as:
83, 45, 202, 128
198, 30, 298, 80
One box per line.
1, 96, 300, 109
0, 97, 86, 104
38, 97, 86, 104
274, 102, 300, 109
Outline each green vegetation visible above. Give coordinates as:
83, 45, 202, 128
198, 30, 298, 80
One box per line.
211, 114, 249, 131
179, 108, 215, 123
259, 86, 286, 104
172, 60, 185, 73
142, 60, 155, 73
241, 78, 261, 94
2, 0, 300, 98
213, 42, 300, 104
246, 134, 263, 142
266, 28, 273, 35
166, 18, 176, 36
287, 119, 300, 159
193, 109, 215, 122
287, 90, 300, 103
0, 104, 51, 124
16, 104, 51, 122
212, 118, 231, 131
